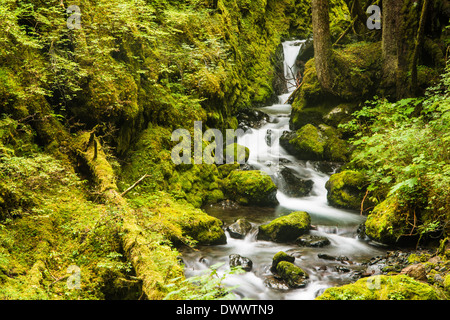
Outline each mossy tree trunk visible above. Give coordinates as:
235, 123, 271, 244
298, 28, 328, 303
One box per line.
311, 0, 335, 94
381, 0, 402, 91
411, 0, 429, 96
382, 0, 429, 99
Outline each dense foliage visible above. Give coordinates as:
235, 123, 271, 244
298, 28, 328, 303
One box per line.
342, 63, 450, 242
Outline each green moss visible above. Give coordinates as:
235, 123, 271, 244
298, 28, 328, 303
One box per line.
444, 274, 450, 296
290, 42, 383, 131
316, 275, 443, 300
222, 170, 278, 206
271, 251, 295, 271
258, 211, 311, 243
325, 170, 369, 210
217, 163, 241, 179
225, 143, 250, 164
130, 193, 226, 246
289, 124, 325, 160
275, 261, 308, 288
365, 195, 410, 244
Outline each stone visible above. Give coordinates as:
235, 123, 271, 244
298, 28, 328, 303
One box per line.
401, 264, 428, 282
257, 211, 311, 243
263, 277, 290, 290
296, 234, 330, 247
275, 261, 309, 288
271, 251, 295, 272
227, 219, 253, 239
325, 170, 370, 211
229, 254, 253, 272
316, 275, 442, 300
222, 170, 278, 206
365, 195, 410, 244
278, 166, 314, 197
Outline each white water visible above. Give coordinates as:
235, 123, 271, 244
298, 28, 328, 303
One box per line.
181, 40, 385, 300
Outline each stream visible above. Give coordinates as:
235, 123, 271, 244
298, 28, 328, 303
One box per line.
179, 40, 387, 300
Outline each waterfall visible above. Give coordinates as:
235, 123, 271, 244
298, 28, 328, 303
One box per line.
180, 40, 386, 300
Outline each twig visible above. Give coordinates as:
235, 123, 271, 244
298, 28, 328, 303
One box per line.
360, 189, 369, 215
121, 174, 150, 197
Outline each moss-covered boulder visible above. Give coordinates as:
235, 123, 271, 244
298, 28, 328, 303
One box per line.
281, 124, 325, 160
224, 143, 250, 164
275, 261, 309, 288
258, 211, 311, 242
325, 170, 370, 211
316, 274, 444, 300
365, 195, 410, 244
280, 124, 350, 162
222, 170, 278, 206
271, 251, 295, 272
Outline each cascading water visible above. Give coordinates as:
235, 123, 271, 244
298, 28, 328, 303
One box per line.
180, 40, 386, 300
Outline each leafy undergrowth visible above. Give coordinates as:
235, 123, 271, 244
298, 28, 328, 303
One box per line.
341, 63, 450, 244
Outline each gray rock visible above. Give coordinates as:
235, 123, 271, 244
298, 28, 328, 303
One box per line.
227, 219, 253, 239
296, 234, 330, 247
229, 254, 253, 272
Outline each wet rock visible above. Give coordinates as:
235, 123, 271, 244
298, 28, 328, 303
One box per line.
275, 261, 309, 288
263, 276, 290, 290
227, 219, 253, 239
296, 234, 330, 247
258, 211, 311, 243
222, 170, 279, 206
278, 166, 314, 197
313, 161, 341, 174
401, 263, 427, 282
335, 266, 351, 273
271, 251, 295, 272
318, 253, 350, 263
237, 109, 270, 131
317, 253, 337, 261
265, 129, 273, 147
229, 254, 253, 272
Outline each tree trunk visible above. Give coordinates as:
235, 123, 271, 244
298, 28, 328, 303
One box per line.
381, 0, 402, 90
311, 0, 335, 93
411, 0, 429, 96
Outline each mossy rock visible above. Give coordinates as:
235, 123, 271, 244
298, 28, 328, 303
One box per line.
281, 124, 326, 160
280, 124, 349, 162
258, 211, 311, 243
444, 274, 450, 296
271, 251, 295, 272
365, 195, 410, 245
222, 170, 278, 206
275, 261, 309, 288
218, 163, 241, 179
316, 274, 444, 300
325, 170, 369, 211
224, 143, 250, 164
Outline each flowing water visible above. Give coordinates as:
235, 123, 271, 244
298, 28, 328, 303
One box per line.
180, 40, 386, 300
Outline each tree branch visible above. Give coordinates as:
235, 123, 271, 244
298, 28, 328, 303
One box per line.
121, 174, 150, 197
